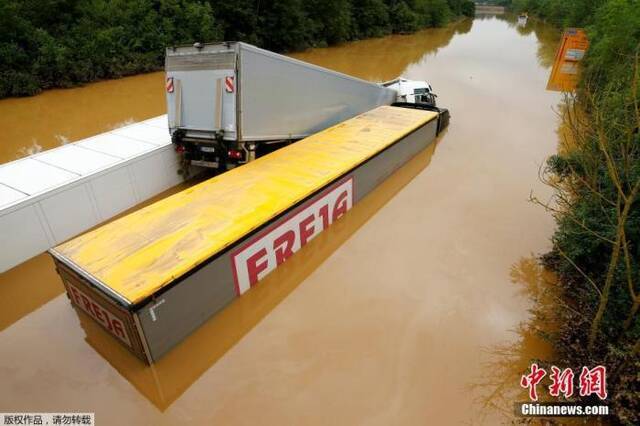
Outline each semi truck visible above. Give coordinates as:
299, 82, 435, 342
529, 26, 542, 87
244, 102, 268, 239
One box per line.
165, 41, 447, 172
51, 105, 444, 364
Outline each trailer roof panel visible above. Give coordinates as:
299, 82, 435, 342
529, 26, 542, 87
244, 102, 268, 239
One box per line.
139, 115, 170, 129
54, 106, 437, 305
0, 184, 27, 208
35, 145, 121, 175
78, 133, 158, 158
0, 158, 78, 195
111, 122, 171, 146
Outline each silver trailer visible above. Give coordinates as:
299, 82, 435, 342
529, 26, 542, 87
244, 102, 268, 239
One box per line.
165, 42, 397, 170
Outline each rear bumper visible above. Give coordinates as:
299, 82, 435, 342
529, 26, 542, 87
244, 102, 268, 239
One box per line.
172, 131, 245, 168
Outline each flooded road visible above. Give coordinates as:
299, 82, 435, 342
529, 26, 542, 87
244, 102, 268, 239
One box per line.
0, 16, 562, 424
0, 72, 166, 164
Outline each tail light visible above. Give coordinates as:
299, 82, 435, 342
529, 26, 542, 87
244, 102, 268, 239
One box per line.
227, 149, 243, 160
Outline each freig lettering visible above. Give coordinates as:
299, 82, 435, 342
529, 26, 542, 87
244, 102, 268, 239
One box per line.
67, 283, 132, 347
232, 178, 353, 294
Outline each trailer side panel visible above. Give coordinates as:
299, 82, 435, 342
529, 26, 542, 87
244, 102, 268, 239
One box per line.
136, 118, 437, 361
239, 44, 396, 141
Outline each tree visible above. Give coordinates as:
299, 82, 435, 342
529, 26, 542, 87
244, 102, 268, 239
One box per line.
387, 0, 420, 33
258, 0, 312, 51
210, 0, 260, 45
0, 0, 472, 97
305, 0, 354, 45
352, 0, 391, 38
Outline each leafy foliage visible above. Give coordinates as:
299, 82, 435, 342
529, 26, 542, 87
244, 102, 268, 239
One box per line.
509, 0, 606, 27
0, 0, 474, 97
512, 0, 640, 423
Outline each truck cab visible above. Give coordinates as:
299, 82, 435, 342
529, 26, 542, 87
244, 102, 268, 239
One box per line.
382, 78, 438, 107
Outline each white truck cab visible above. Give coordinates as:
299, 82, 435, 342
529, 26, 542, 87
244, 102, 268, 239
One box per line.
382, 78, 437, 106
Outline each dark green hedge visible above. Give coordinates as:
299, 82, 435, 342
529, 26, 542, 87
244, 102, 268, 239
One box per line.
0, 0, 474, 98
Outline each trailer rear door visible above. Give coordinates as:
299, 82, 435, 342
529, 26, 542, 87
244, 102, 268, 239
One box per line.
165, 45, 237, 140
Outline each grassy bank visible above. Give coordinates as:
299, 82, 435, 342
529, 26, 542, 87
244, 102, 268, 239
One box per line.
502, 0, 640, 423
0, 0, 474, 98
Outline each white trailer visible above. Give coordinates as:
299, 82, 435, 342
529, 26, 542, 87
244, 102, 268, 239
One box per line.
0, 116, 182, 273
165, 41, 400, 170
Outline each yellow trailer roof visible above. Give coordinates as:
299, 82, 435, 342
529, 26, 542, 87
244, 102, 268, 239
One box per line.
54, 106, 437, 304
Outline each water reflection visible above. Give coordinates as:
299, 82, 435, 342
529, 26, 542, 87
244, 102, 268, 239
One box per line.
0, 72, 166, 164
73, 141, 440, 411
291, 19, 473, 82
472, 256, 556, 421
495, 14, 561, 68
0, 254, 63, 331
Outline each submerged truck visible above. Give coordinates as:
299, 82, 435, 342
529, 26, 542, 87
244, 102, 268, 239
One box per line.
50, 45, 452, 364
51, 105, 445, 363
165, 41, 447, 172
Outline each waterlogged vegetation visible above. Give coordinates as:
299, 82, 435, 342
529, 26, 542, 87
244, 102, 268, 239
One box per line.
0, 0, 474, 98
497, 0, 640, 423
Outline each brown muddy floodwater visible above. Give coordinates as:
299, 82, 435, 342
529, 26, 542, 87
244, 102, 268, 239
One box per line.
0, 16, 562, 424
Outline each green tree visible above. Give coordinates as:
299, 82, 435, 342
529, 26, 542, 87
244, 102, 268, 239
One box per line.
258, 0, 312, 51
517, 0, 640, 422
305, 0, 354, 45
352, 0, 391, 38
211, 0, 260, 45
0, 0, 473, 97
0, 0, 40, 96
387, 0, 420, 33
415, 0, 451, 27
